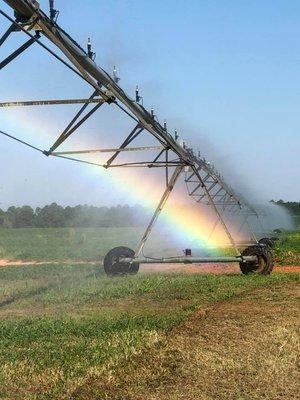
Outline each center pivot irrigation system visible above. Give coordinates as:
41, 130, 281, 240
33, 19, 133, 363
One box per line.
1, 0, 275, 276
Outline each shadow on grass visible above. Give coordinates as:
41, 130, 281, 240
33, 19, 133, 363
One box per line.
0, 283, 56, 308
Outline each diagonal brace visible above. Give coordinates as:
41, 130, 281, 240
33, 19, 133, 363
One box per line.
45, 91, 104, 154
192, 166, 240, 255
0, 33, 39, 70
105, 124, 144, 167
0, 23, 17, 47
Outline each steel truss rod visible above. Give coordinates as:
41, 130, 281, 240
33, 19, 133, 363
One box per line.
210, 187, 225, 199
0, 33, 38, 70
0, 127, 180, 170
50, 152, 183, 169
135, 166, 183, 257
203, 202, 240, 206
0, 98, 104, 107
196, 181, 219, 201
192, 166, 240, 255
0, 22, 16, 46
0, 128, 43, 153
187, 173, 212, 197
192, 158, 244, 209
105, 124, 144, 167
109, 162, 184, 168
52, 145, 164, 155
185, 171, 196, 182
46, 91, 104, 154
151, 148, 167, 164
165, 149, 169, 186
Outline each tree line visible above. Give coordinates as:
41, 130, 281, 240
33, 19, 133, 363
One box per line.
0, 203, 149, 228
270, 200, 300, 215
0, 200, 298, 229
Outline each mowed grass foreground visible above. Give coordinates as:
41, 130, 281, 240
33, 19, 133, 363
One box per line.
0, 227, 299, 264
0, 262, 299, 399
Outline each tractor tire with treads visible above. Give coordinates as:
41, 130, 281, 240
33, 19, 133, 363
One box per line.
258, 237, 274, 248
103, 246, 139, 277
239, 245, 273, 275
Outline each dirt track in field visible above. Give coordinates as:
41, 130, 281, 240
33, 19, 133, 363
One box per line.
141, 263, 300, 274
72, 282, 300, 400
0, 258, 299, 273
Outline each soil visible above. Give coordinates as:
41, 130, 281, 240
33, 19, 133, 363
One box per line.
0, 258, 299, 273
72, 282, 300, 400
141, 263, 300, 274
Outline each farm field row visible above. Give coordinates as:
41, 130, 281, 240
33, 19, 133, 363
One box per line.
0, 227, 299, 264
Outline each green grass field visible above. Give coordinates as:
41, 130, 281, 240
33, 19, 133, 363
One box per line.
274, 230, 300, 265
0, 227, 179, 261
0, 262, 298, 399
0, 227, 299, 264
0, 229, 299, 398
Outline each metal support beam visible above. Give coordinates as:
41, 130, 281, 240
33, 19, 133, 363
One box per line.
0, 98, 104, 107
151, 148, 166, 165
49, 154, 183, 168
135, 166, 183, 257
105, 124, 144, 167
108, 162, 184, 168
185, 171, 196, 182
46, 91, 104, 154
0, 34, 38, 70
210, 187, 225, 200
165, 149, 169, 186
0, 23, 16, 47
192, 166, 240, 255
52, 145, 164, 156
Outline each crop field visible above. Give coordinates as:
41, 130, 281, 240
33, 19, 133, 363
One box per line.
0, 227, 299, 264
0, 229, 299, 399
0, 227, 179, 262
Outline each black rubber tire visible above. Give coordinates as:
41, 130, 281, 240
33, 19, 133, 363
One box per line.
239, 245, 273, 275
103, 246, 139, 277
270, 236, 279, 242
258, 237, 274, 248
129, 262, 140, 275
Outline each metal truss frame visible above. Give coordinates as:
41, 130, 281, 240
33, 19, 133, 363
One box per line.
0, 1, 270, 265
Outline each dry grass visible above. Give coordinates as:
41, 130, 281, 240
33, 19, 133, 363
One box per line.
72, 283, 300, 400
0, 262, 298, 399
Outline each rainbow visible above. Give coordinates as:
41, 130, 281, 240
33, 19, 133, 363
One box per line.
1, 104, 239, 252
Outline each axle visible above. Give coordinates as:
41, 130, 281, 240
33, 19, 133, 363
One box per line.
120, 256, 258, 264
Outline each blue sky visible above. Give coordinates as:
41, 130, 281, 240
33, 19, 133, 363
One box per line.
0, 0, 299, 208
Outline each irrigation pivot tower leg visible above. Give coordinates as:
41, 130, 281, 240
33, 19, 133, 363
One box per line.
135, 166, 184, 257
103, 166, 183, 276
